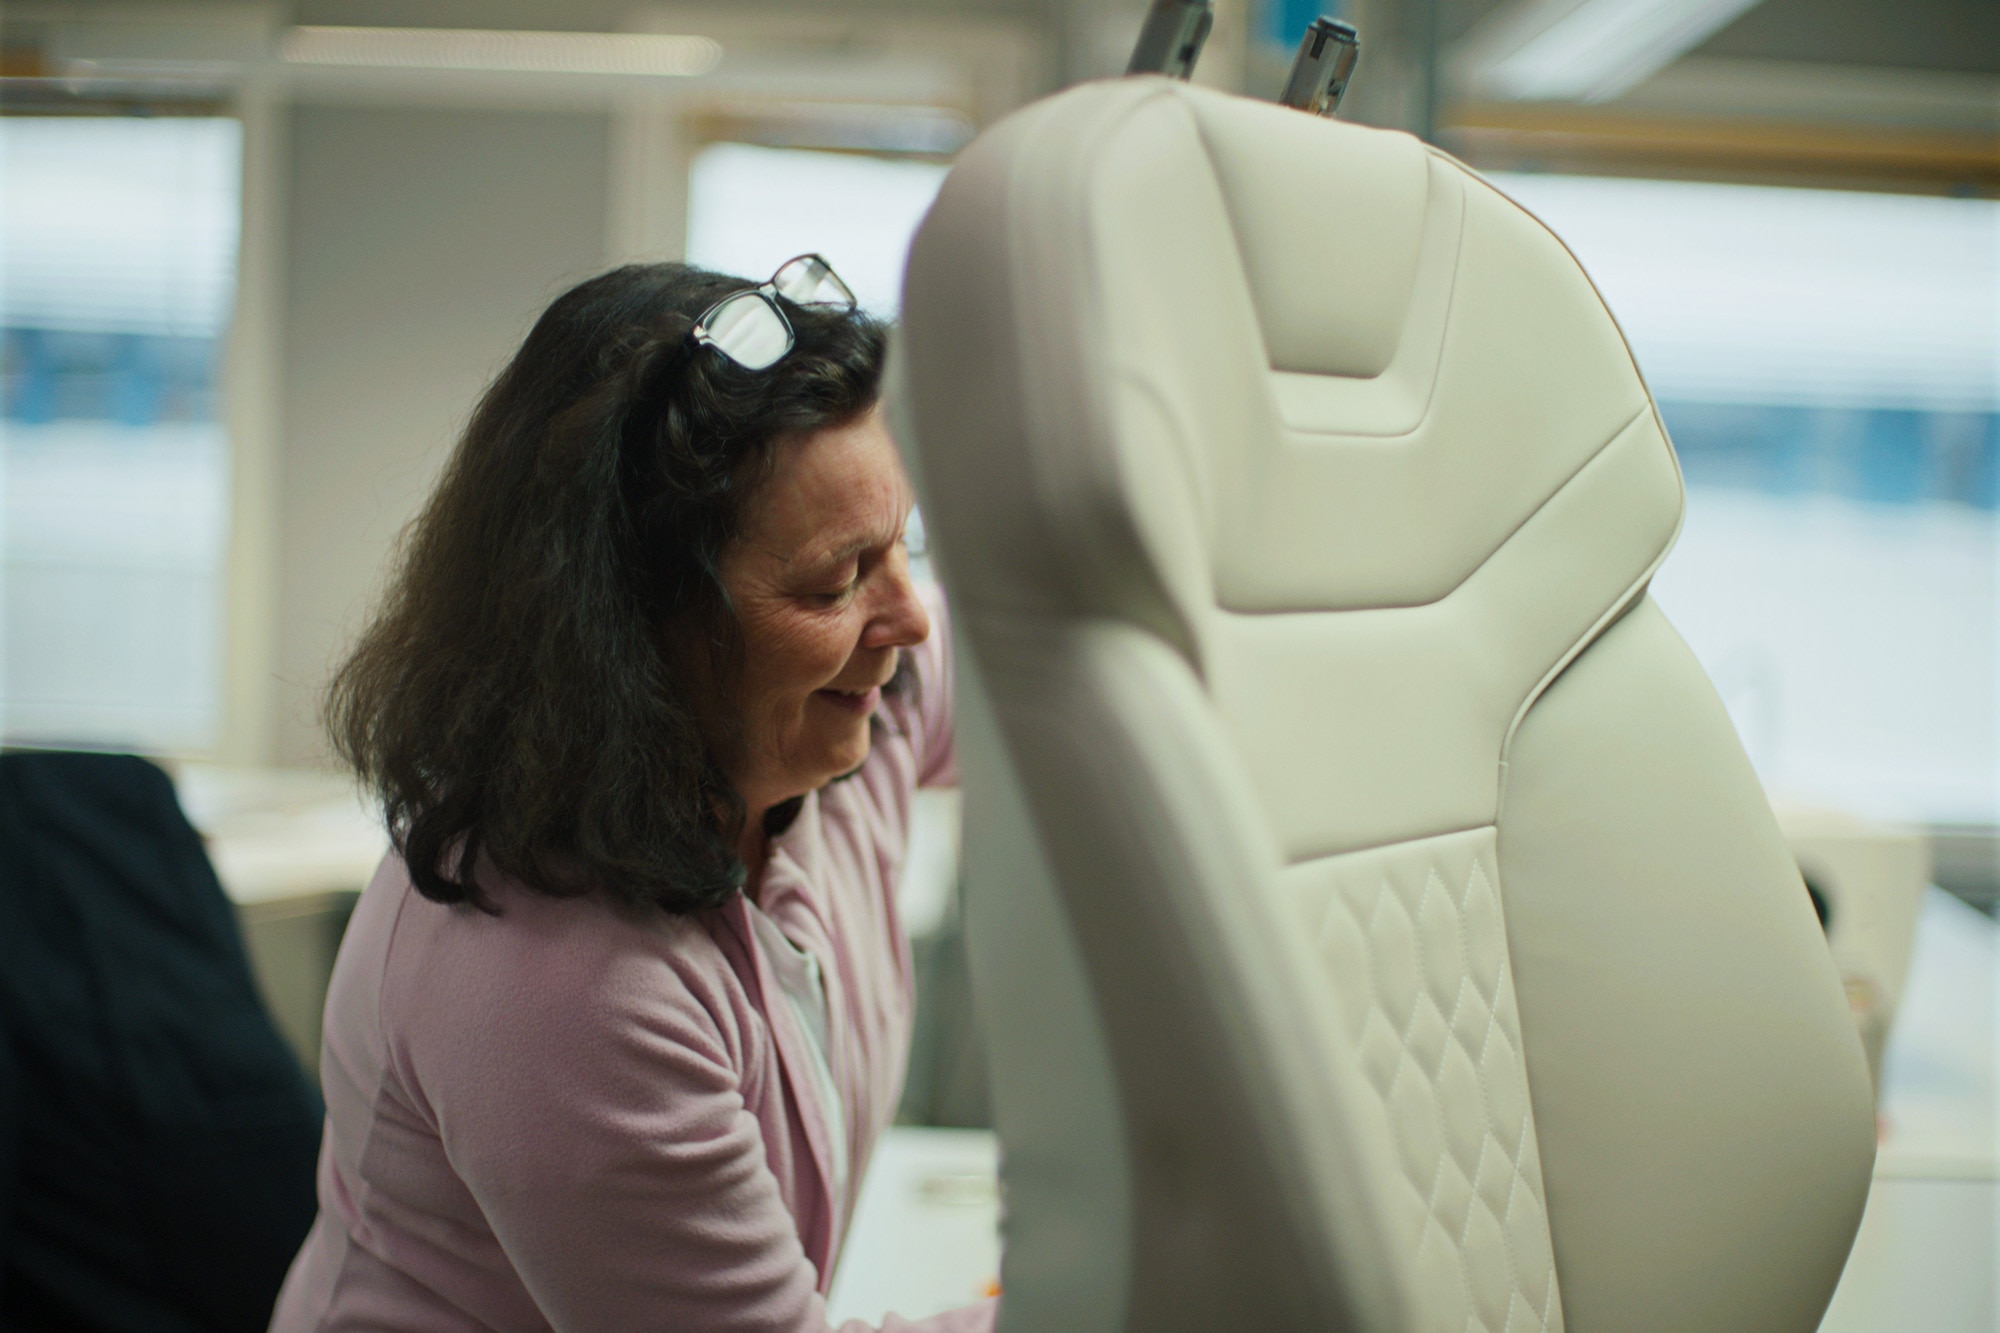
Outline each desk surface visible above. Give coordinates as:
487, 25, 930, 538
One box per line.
828, 1127, 1000, 1327
1874, 888, 1997, 1180
175, 764, 389, 905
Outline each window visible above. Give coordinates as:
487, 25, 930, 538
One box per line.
685, 140, 949, 579
1, 114, 242, 752
1491, 173, 1998, 827
685, 142, 948, 318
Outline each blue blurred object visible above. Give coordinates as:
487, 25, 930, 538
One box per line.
2, 327, 218, 425
1659, 402, 1999, 510
1262, 0, 1341, 48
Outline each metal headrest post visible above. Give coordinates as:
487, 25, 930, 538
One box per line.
1278, 17, 1362, 116
1126, 0, 1215, 79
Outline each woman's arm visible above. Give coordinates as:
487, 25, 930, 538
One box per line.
909, 582, 956, 791
413, 917, 989, 1333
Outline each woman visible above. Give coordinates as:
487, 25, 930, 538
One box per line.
269, 260, 992, 1333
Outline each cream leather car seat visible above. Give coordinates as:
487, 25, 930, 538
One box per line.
895, 77, 1876, 1333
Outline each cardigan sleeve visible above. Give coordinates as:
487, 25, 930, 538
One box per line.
403, 917, 991, 1333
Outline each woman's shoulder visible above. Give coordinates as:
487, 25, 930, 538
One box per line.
360, 857, 766, 1090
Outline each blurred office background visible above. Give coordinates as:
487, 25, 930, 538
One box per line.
0, 0, 1994, 1326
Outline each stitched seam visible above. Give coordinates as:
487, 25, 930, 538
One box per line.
1462, 853, 1535, 1324
1423, 861, 1484, 1333
1417, 864, 1466, 1254
1480, 850, 1561, 1329
1213, 402, 1651, 618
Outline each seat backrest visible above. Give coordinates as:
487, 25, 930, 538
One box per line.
0, 751, 323, 1331
898, 78, 1876, 1333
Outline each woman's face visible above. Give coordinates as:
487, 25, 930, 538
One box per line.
715, 405, 930, 817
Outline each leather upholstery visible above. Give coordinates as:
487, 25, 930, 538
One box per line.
896, 75, 1875, 1332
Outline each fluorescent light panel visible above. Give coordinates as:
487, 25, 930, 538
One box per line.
279, 26, 723, 78
1463, 0, 1763, 102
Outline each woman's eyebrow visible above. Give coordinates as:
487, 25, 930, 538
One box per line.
794, 519, 906, 570
791, 538, 867, 571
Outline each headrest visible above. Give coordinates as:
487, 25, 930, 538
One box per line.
1186, 93, 1429, 379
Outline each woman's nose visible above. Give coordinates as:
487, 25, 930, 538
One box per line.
864, 557, 931, 650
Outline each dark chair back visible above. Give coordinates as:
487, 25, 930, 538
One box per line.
0, 751, 322, 1331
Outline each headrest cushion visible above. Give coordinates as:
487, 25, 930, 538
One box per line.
1188, 95, 1429, 380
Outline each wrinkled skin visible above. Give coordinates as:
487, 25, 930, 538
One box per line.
715, 405, 931, 875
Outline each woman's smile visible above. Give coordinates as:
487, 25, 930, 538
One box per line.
814, 683, 882, 715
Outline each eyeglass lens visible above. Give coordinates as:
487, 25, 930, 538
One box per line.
704, 292, 793, 371
772, 255, 857, 309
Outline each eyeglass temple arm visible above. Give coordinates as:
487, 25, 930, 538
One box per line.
1126, 0, 1213, 80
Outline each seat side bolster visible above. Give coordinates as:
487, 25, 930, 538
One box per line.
1498, 596, 1875, 1333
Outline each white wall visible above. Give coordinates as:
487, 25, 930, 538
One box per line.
276, 104, 608, 765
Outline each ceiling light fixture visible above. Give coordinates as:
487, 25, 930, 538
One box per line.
1455, 0, 1764, 103
278, 26, 723, 78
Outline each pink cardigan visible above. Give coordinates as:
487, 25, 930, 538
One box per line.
269, 608, 994, 1333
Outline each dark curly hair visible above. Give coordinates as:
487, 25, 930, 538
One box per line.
326, 262, 890, 914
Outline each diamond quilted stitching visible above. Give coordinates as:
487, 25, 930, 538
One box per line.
1288, 827, 1564, 1333
1462, 862, 1507, 999
1484, 1046, 1532, 1165
1431, 1151, 1475, 1243
1360, 1010, 1405, 1095
1474, 1136, 1523, 1229
1509, 1178, 1557, 1311
1461, 1201, 1514, 1331
1406, 993, 1452, 1085
1451, 983, 1496, 1061
1417, 878, 1464, 1012
1438, 1042, 1487, 1180
1368, 887, 1423, 1035
1390, 1051, 1446, 1189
